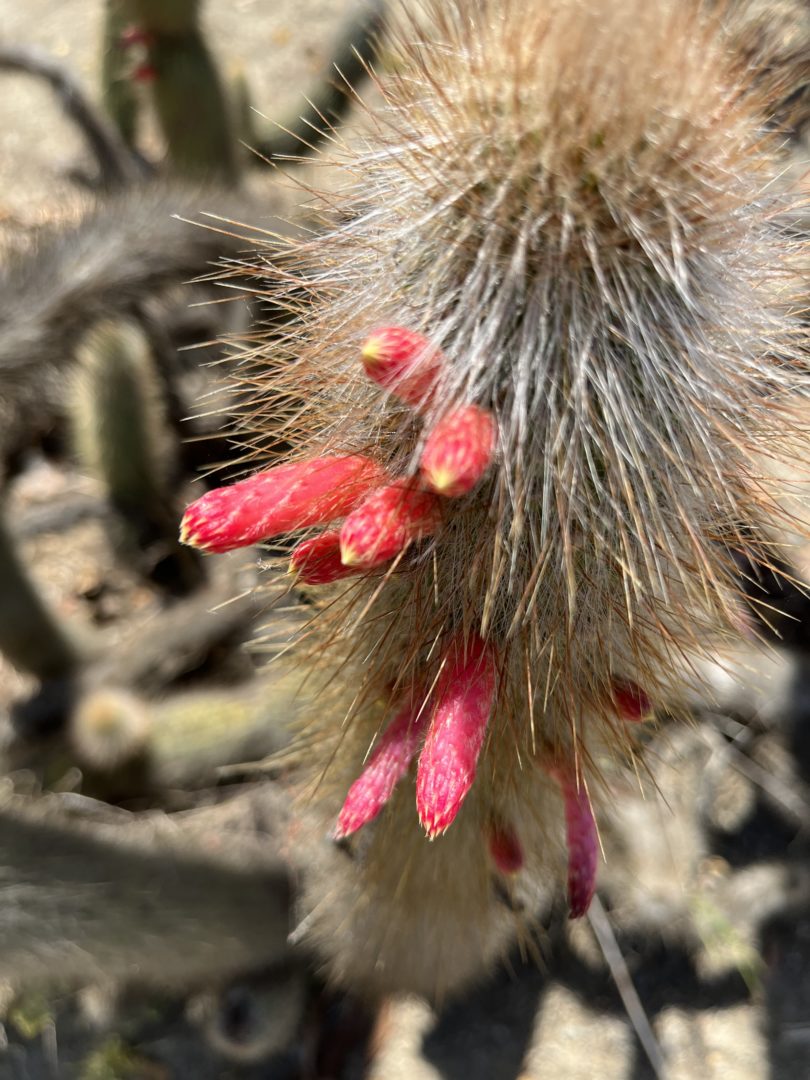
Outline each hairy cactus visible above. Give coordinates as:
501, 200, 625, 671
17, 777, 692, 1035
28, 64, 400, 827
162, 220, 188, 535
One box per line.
182, 0, 810, 999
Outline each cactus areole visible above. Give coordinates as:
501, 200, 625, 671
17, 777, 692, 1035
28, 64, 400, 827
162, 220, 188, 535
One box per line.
181, 0, 810, 995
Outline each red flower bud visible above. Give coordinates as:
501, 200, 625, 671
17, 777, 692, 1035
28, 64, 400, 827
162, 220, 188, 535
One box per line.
180, 455, 386, 554
360, 327, 443, 408
611, 680, 652, 722
290, 531, 363, 585
416, 635, 497, 837
131, 62, 157, 83
420, 405, 496, 497
335, 697, 431, 838
339, 483, 441, 569
487, 821, 524, 875
548, 765, 598, 919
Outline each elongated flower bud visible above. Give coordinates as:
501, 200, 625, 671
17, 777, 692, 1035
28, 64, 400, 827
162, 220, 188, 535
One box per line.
416, 635, 497, 837
290, 531, 363, 585
420, 405, 497, 497
549, 767, 598, 919
339, 483, 442, 568
487, 821, 524, 876
336, 696, 431, 838
360, 327, 443, 408
180, 455, 385, 554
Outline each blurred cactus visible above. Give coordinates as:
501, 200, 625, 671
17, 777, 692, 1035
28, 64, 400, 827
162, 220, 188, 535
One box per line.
0, 509, 80, 682
128, 0, 240, 184
68, 671, 300, 789
0, 793, 292, 990
98, 1, 387, 181
71, 317, 204, 594
100, 0, 140, 149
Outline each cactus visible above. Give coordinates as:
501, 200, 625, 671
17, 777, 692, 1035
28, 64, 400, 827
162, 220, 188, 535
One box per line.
0, 509, 80, 682
112, 0, 239, 184
68, 672, 301, 789
100, 0, 140, 150
181, 0, 810, 1000
0, 793, 292, 990
71, 317, 204, 594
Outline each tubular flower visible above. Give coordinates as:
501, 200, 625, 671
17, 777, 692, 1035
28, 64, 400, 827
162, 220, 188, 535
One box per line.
336, 696, 432, 838
416, 635, 497, 837
180, 455, 386, 554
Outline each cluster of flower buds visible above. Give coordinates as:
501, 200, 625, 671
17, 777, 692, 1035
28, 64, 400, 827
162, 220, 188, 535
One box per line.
180, 326, 497, 573
179, 326, 653, 917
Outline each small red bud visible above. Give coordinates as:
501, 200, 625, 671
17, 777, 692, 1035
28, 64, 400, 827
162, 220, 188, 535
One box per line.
131, 62, 157, 83
420, 405, 496, 497
339, 483, 441, 569
290, 531, 363, 585
416, 635, 497, 837
487, 821, 524, 875
360, 327, 443, 409
180, 455, 386, 554
335, 697, 431, 838
611, 681, 652, 722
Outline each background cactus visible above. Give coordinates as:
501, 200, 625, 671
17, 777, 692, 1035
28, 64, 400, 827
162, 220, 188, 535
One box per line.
0, 509, 80, 682
71, 317, 204, 594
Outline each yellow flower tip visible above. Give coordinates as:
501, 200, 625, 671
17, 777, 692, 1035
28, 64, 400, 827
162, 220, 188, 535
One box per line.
339, 544, 362, 568
360, 337, 384, 371
179, 518, 206, 550
424, 467, 457, 496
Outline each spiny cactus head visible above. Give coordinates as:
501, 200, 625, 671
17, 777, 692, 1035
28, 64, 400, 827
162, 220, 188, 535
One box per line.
185, 0, 809, 981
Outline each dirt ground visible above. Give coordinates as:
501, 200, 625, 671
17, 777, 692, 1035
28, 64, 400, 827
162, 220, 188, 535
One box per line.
0, 2, 809, 1079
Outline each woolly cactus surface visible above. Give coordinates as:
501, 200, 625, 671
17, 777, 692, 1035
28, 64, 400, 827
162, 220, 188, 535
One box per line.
183, 0, 810, 998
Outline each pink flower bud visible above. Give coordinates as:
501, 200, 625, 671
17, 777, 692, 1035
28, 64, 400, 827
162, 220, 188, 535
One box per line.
335, 697, 432, 838
290, 531, 363, 585
416, 634, 497, 837
487, 821, 524, 875
611, 680, 652, 722
118, 25, 154, 50
548, 765, 598, 919
420, 405, 497, 497
360, 327, 443, 408
339, 483, 441, 569
180, 455, 386, 554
